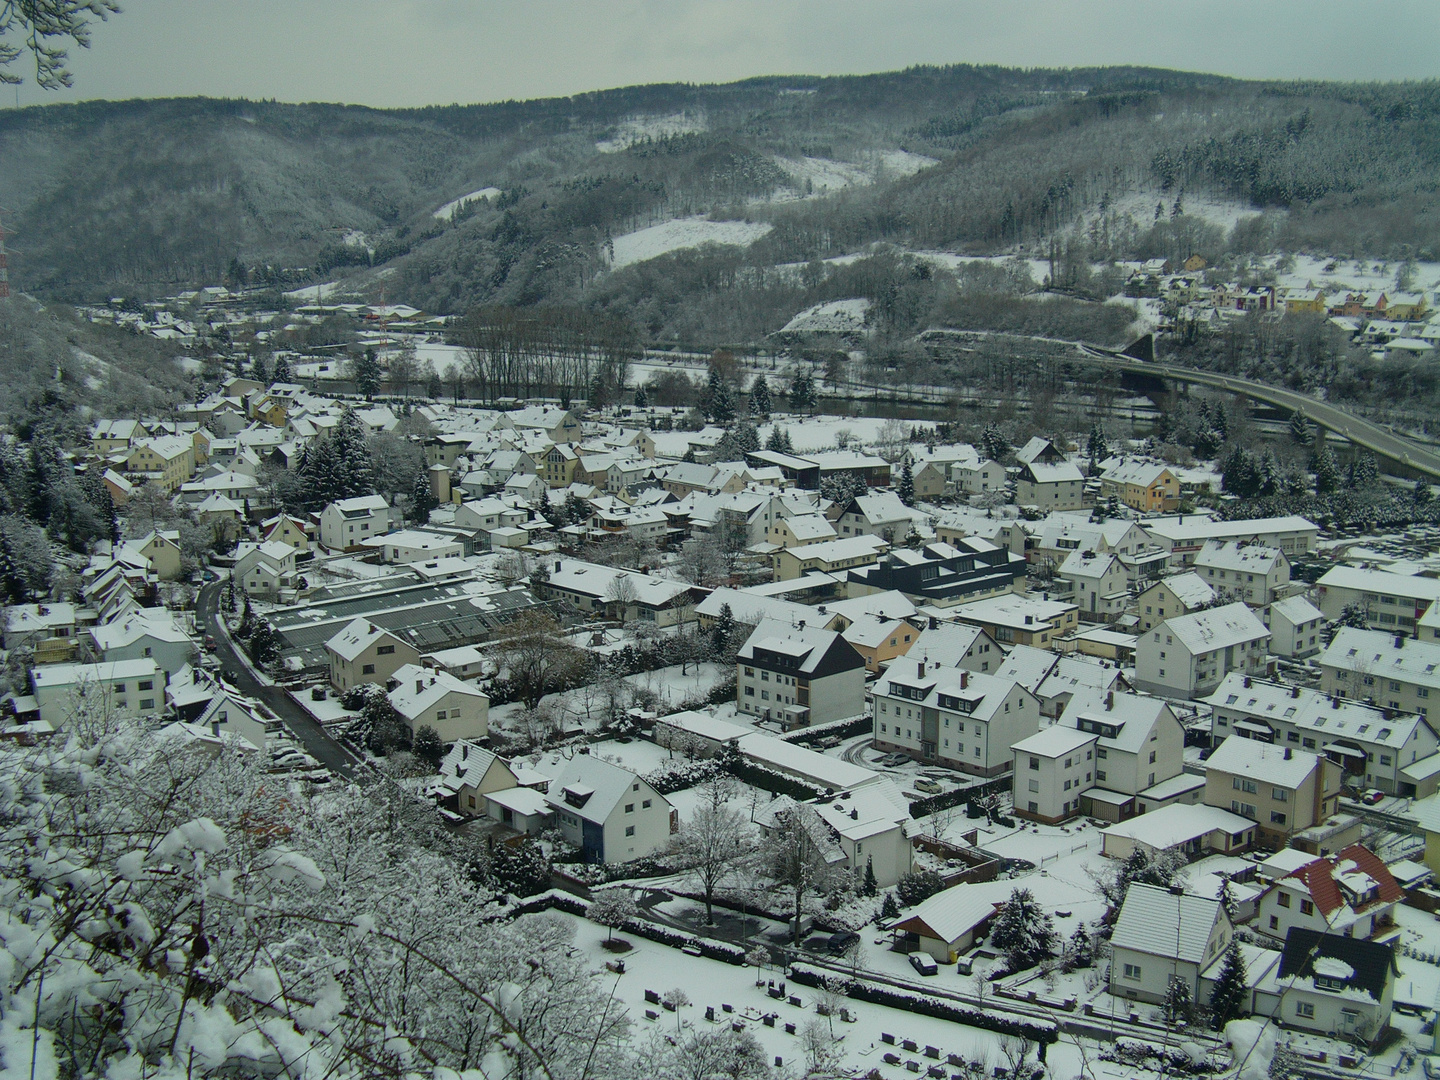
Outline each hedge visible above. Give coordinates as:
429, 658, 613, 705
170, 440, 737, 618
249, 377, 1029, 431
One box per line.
782, 715, 872, 746
788, 963, 1057, 1045
498, 892, 748, 965
909, 774, 1012, 819
720, 756, 824, 801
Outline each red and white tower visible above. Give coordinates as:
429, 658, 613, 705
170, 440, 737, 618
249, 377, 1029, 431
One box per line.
0, 210, 9, 299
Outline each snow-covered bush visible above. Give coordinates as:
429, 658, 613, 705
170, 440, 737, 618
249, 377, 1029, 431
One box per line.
0, 723, 633, 1078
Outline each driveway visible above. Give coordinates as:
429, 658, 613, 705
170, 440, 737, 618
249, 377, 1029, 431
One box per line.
196, 582, 360, 778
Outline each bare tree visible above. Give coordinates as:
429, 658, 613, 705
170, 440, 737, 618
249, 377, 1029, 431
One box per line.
766, 801, 835, 945
493, 610, 587, 711
605, 572, 639, 620
670, 776, 756, 925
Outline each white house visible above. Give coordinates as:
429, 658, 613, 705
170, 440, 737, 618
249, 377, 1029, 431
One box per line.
1256, 845, 1402, 944
1016, 459, 1085, 510
325, 618, 420, 691
833, 492, 917, 542
233, 540, 299, 598
545, 756, 673, 864
436, 740, 521, 815
1193, 541, 1290, 607
362, 529, 464, 564
319, 494, 393, 552
1109, 884, 1233, 1005
1134, 572, 1216, 633
386, 663, 489, 743
31, 659, 164, 727
1101, 803, 1257, 862
1012, 725, 1097, 824
809, 781, 914, 888
1276, 930, 1397, 1044
872, 660, 1039, 777
736, 618, 867, 728
1134, 602, 1270, 698
1058, 549, 1129, 623
1265, 595, 1325, 660
86, 609, 194, 676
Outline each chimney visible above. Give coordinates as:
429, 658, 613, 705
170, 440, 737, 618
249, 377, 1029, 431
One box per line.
1396, 635, 1405, 649
1292, 685, 1301, 699
850, 809, 858, 820
1024, 615, 1034, 625
918, 660, 926, 679
555, 560, 562, 572
462, 744, 468, 760
416, 679, 424, 694
1332, 696, 1341, 709
797, 620, 805, 631
928, 616, 938, 630
1243, 676, 1252, 689
960, 671, 969, 690
1284, 746, 1293, 759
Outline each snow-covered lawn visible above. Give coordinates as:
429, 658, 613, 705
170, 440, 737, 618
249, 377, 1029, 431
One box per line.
596, 112, 707, 153
608, 217, 772, 269
780, 298, 871, 335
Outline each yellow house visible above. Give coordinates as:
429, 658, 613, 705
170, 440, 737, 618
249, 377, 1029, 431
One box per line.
263, 514, 311, 553
774, 535, 888, 580
191, 427, 212, 466
841, 615, 919, 673
543, 444, 578, 488
1388, 292, 1430, 321
91, 419, 148, 456
250, 396, 289, 428
1099, 460, 1181, 513
125, 436, 196, 494
767, 514, 837, 551
1281, 288, 1327, 315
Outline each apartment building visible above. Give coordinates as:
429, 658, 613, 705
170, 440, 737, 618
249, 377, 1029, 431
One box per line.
1134, 602, 1270, 698
1203, 738, 1343, 848
1313, 566, 1440, 631
1193, 541, 1291, 607
736, 618, 866, 727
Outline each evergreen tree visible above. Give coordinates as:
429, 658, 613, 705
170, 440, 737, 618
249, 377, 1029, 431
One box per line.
879, 892, 899, 921
750, 377, 771, 418
788, 366, 815, 413
1087, 422, 1108, 465
1314, 446, 1342, 495
1337, 601, 1369, 629
980, 424, 1009, 464
409, 470, 438, 523
897, 459, 915, 506
1067, 922, 1092, 968
765, 426, 794, 453
862, 856, 878, 898
705, 367, 734, 424
251, 353, 269, 384
1289, 411, 1312, 445
1208, 939, 1249, 1030
711, 602, 737, 659
990, 887, 1060, 973
1163, 975, 1192, 1026
272, 354, 292, 383
354, 349, 381, 399
682, 447, 698, 464
633, 385, 648, 409
1218, 876, 1239, 923
1269, 1042, 1304, 1080
1415, 481, 1433, 509
412, 725, 444, 769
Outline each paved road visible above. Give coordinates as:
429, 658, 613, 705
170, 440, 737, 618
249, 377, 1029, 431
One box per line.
1078, 344, 1440, 480
196, 582, 360, 779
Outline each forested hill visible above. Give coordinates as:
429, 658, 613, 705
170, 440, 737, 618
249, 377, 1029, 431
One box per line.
2, 65, 1438, 335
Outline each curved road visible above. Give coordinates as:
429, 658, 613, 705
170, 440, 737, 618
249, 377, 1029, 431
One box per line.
1077, 344, 1440, 480
196, 582, 360, 779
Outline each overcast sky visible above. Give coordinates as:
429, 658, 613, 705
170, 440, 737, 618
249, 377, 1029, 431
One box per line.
7, 0, 1439, 110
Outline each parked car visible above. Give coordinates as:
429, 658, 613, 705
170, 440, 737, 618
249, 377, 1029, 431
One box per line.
913, 778, 942, 794
826, 931, 860, 955
878, 752, 909, 767
203, 635, 216, 650
908, 953, 938, 976
1362, 789, 1385, 805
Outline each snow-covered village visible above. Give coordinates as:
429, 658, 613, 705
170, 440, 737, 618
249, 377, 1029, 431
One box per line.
8, 6, 1440, 1080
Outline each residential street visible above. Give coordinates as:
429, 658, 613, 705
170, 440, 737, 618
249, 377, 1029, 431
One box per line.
196, 582, 360, 778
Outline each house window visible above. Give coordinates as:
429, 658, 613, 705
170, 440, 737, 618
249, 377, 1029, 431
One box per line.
436, 710, 447, 720
625, 826, 635, 837
140, 699, 154, 710
1295, 1001, 1314, 1019
625, 803, 634, 813
1278, 893, 1291, 907
1122, 963, 1142, 980
642, 799, 651, 808
1300, 899, 1314, 915
362, 664, 375, 675
138, 680, 154, 691
377, 644, 395, 655
1272, 788, 1288, 802
1270, 811, 1287, 825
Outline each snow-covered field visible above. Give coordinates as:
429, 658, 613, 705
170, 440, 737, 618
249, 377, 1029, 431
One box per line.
771, 150, 938, 199
432, 187, 502, 221
597, 112, 707, 153
608, 217, 773, 269
780, 298, 871, 334
1275, 253, 1440, 297
1087, 187, 1263, 237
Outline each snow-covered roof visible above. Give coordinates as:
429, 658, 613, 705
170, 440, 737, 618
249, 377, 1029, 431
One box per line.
387, 664, 487, 721
484, 786, 551, 817
1150, 572, 1216, 609
736, 732, 877, 792
1059, 687, 1175, 754
654, 710, 751, 745
1102, 804, 1253, 853
821, 591, 919, 624
1322, 627, 1440, 691
329, 494, 390, 515
1142, 515, 1318, 544
1206, 671, 1426, 750
545, 755, 653, 824
1203, 736, 1321, 789
1160, 602, 1269, 655
1268, 595, 1323, 625
991, 645, 1060, 691
31, 658, 160, 689
325, 617, 401, 662
892, 885, 1000, 945
1194, 541, 1285, 574
1315, 565, 1440, 601
1011, 725, 1096, 759
693, 587, 809, 628
89, 610, 190, 651
905, 623, 991, 669
810, 780, 910, 842
1101, 458, 1174, 487
1111, 883, 1223, 964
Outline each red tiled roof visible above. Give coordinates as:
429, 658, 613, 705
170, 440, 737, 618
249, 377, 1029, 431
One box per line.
1284, 844, 1402, 919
